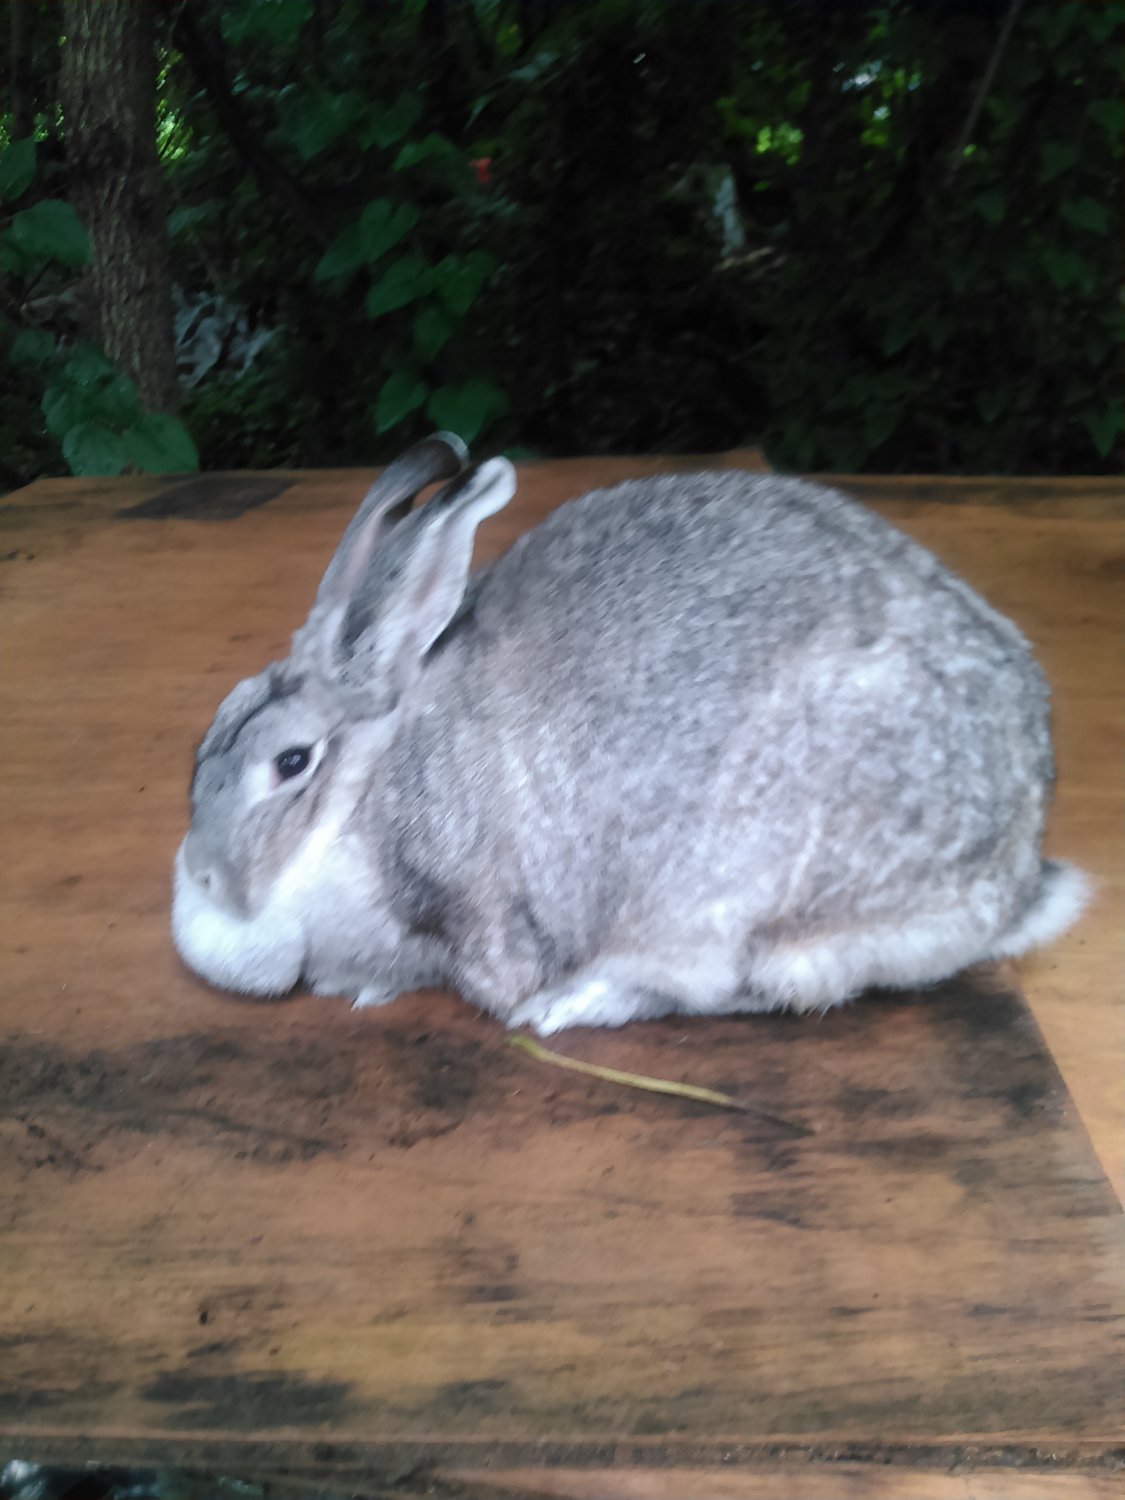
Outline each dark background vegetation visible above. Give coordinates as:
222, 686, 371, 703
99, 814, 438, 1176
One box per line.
1, 0, 1121, 493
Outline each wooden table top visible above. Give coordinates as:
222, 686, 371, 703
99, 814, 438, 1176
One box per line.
1, 456, 1122, 1499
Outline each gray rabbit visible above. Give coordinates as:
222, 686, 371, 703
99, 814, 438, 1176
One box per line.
173, 435, 1088, 1033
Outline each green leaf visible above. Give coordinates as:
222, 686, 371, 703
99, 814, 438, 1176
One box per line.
168, 202, 219, 236
62, 421, 127, 476
425, 377, 508, 444
42, 385, 87, 438
1088, 98, 1125, 141
432, 250, 498, 316
1085, 5, 1123, 44
361, 92, 424, 150
365, 253, 431, 318
971, 189, 1006, 225
64, 344, 116, 386
314, 222, 365, 284
976, 389, 1005, 425
413, 303, 457, 362
946, 255, 982, 295
121, 412, 200, 473
1, 137, 36, 201
92, 372, 142, 425
1039, 140, 1079, 184
861, 405, 901, 451
880, 315, 916, 356
220, 0, 310, 47
1030, 4, 1077, 48
1040, 246, 1094, 291
373, 371, 428, 433
0, 236, 36, 276
278, 89, 365, 161
1080, 403, 1123, 458
1060, 197, 1109, 235
10, 327, 56, 368
925, 311, 951, 352
393, 133, 458, 171
9, 199, 90, 267
359, 198, 420, 263
509, 49, 559, 85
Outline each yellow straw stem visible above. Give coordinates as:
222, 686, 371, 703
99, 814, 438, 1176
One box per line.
508, 1035, 816, 1136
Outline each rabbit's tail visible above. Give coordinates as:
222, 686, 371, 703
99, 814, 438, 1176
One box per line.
988, 859, 1092, 960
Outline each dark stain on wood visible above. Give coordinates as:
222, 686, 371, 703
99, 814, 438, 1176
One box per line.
141, 1370, 357, 1430
2, 976, 1123, 1459
0, 1381, 122, 1416
116, 476, 293, 521
0, 1021, 513, 1175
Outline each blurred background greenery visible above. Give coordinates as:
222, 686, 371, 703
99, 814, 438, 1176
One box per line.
1, 0, 1121, 491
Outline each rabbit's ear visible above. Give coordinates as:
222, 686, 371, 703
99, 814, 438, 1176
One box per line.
340, 457, 516, 690
314, 432, 468, 610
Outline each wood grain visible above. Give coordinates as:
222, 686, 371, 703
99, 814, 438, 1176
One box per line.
1, 457, 1122, 1495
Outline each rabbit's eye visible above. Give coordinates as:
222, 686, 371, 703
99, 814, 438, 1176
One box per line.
275, 746, 312, 780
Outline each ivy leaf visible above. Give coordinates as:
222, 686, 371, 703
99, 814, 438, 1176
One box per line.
361, 92, 424, 150
1080, 403, 1123, 458
880, 314, 916, 356
9, 200, 90, 267
393, 133, 458, 171
121, 412, 200, 473
971, 189, 1006, 225
168, 202, 219, 236
62, 421, 127, 476
364, 253, 431, 319
1085, 6, 1122, 44
425, 378, 508, 444
509, 49, 560, 85
359, 198, 420, 263
1040, 246, 1094, 291
373, 371, 428, 433
1060, 197, 1109, 235
314, 222, 365, 284
0, 237, 36, 276
64, 344, 116, 387
976, 389, 1005, 425
10, 327, 56, 368
413, 303, 457, 362
91, 373, 142, 425
42, 385, 88, 438
946, 255, 982, 295
313, 195, 418, 284
221, 0, 310, 47
1088, 98, 1125, 141
1039, 140, 1079, 184
861, 405, 901, 451
432, 250, 498, 316
278, 89, 365, 161
0, 137, 36, 202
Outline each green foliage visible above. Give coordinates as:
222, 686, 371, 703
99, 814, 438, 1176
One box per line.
3, 0, 1122, 487
0, 132, 198, 484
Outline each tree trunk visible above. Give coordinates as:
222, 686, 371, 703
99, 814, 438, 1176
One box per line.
8, 0, 39, 141
59, 1, 179, 413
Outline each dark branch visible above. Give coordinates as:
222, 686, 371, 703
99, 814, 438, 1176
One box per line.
945, 0, 1029, 185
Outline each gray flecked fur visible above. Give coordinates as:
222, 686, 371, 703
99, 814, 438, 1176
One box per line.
172, 441, 1088, 1034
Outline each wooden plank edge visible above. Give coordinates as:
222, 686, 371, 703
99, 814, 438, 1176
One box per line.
1, 1432, 1122, 1481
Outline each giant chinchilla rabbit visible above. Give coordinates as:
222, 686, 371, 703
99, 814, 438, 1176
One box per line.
173, 434, 1088, 1033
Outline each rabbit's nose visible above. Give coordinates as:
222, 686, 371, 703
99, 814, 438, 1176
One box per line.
184, 837, 245, 914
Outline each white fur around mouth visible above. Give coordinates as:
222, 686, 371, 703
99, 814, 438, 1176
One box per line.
172, 841, 305, 996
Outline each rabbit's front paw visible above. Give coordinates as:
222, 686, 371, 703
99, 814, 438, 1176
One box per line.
351, 982, 397, 1010
509, 975, 640, 1035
